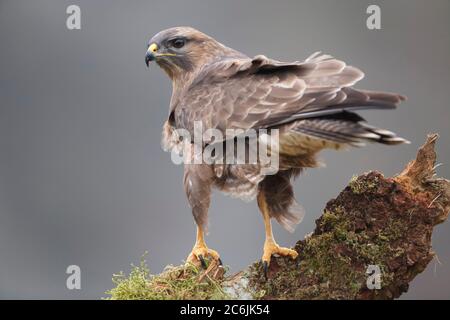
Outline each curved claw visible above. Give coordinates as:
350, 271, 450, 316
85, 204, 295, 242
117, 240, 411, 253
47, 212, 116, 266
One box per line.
186, 244, 221, 269
260, 242, 298, 280
198, 254, 207, 269
263, 261, 269, 280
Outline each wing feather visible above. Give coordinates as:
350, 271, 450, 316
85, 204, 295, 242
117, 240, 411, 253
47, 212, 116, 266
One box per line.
173, 53, 404, 144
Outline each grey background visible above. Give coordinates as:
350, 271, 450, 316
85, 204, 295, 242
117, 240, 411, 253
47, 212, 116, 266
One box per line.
0, 0, 449, 299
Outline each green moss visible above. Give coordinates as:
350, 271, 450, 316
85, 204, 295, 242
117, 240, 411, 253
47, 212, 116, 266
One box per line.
320, 205, 345, 228
384, 219, 408, 241
349, 175, 379, 194
106, 255, 229, 300
302, 233, 361, 294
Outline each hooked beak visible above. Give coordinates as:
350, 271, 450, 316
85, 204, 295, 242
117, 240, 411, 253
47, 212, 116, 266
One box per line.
145, 43, 158, 67
145, 42, 178, 67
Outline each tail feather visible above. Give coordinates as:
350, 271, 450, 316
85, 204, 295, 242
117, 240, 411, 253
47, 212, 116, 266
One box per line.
359, 122, 410, 145
292, 113, 409, 146
287, 86, 409, 146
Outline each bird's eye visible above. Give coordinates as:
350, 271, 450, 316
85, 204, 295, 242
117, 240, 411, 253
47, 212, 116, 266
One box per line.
171, 38, 185, 49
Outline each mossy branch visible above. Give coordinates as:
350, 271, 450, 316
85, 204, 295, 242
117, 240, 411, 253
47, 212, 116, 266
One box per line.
107, 134, 449, 300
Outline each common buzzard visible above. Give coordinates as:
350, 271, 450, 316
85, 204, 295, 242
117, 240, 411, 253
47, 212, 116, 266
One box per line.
145, 27, 408, 275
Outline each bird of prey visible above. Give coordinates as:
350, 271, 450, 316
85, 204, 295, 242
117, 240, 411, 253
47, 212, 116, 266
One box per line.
145, 26, 408, 275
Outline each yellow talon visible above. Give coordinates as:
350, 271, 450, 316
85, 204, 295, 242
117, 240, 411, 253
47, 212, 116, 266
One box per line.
186, 227, 221, 268
257, 192, 298, 279
262, 240, 298, 265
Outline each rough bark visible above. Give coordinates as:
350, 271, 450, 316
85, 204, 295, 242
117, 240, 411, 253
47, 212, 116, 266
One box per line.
215, 134, 449, 299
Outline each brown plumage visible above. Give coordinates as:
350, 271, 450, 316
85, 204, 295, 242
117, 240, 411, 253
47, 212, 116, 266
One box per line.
145, 26, 408, 273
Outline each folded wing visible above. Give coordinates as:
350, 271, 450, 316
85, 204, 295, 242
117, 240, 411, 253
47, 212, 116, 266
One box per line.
173, 52, 406, 145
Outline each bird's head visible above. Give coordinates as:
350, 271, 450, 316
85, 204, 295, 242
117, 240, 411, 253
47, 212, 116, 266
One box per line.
145, 26, 231, 80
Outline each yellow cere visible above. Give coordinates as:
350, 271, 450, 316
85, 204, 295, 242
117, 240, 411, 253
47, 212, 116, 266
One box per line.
149, 43, 158, 53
